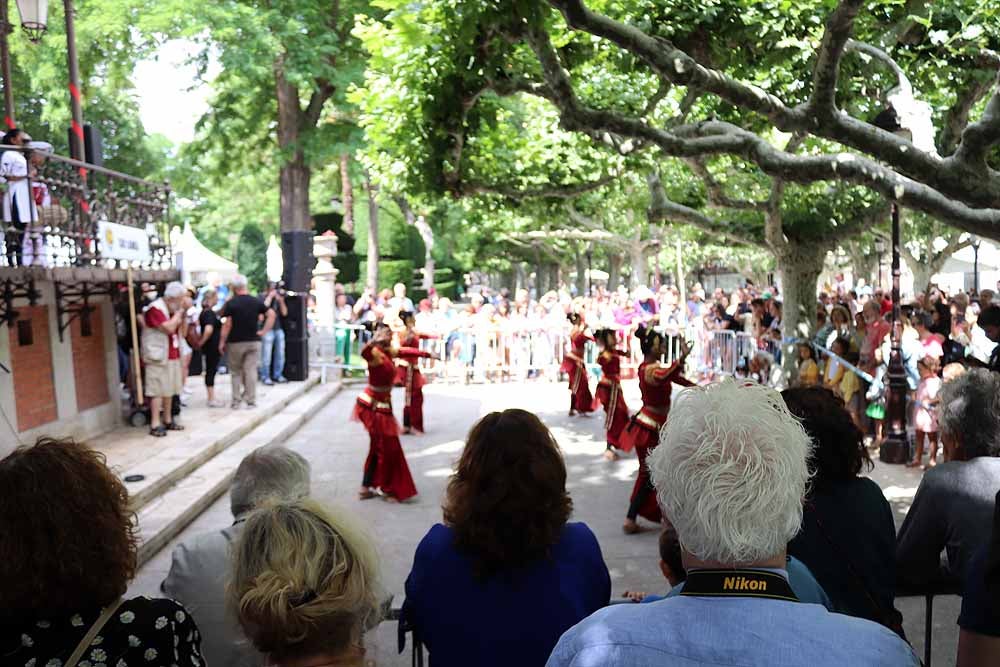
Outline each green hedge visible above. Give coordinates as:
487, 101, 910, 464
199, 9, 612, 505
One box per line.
435, 281, 459, 299
359, 259, 416, 292
333, 252, 360, 285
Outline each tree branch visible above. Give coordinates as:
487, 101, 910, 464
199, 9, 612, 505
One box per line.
538, 0, 1000, 211
548, 0, 804, 129
809, 0, 865, 114
844, 39, 911, 96
646, 172, 762, 247
462, 174, 615, 199
954, 74, 1000, 169
939, 75, 995, 156
687, 158, 768, 211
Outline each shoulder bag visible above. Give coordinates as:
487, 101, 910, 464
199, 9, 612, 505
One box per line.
64, 597, 125, 667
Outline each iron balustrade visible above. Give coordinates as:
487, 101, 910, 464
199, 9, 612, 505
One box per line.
0, 144, 171, 271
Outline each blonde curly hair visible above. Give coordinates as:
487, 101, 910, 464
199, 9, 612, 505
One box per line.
228, 499, 383, 662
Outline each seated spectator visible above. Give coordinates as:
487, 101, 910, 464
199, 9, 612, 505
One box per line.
0, 438, 204, 664
783, 387, 901, 630
228, 499, 382, 666
897, 369, 1000, 590
162, 445, 311, 667
405, 409, 610, 667
957, 490, 1000, 666
625, 523, 833, 609
548, 381, 917, 667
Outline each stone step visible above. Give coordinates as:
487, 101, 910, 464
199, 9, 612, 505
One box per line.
124, 376, 320, 511
135, 380, 342, 566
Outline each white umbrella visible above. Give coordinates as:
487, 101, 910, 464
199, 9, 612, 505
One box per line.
266, 235, 283, 282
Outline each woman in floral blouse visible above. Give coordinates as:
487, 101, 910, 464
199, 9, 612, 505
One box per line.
0, 437, 204, 666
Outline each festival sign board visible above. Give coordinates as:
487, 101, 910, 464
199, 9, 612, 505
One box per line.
98, 220, 151, 262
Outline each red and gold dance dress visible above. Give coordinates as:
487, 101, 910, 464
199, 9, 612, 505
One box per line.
352, 342, 427, 501
622, 359, 694, 523
394, 331, 438, 433
594, 348, 630, 450
560, 329, 595, 413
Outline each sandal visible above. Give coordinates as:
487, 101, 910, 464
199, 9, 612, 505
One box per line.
164, 422, 185, 431
358, 489, 377, 500
149, 426, 167, 437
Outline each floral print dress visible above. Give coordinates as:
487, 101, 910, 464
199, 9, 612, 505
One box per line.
1, 596, 203, 667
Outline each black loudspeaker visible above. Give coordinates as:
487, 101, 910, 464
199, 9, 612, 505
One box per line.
67, 123, 103, 167
282, 294, 309, 381
282, 294, 307, 339
283, 337, 309, 381
281, 230, 316, 293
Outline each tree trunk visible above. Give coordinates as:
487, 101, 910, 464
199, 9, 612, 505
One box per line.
340, 154, 354, 236
365, 172, 379, 291
393, 195, 436, 292
608, 253, 622, 288
629, 238, 646, 290
275, 57, 311, 233
534, 245, 545, 295
574, 244, 587, 296
777, 245, 826, 384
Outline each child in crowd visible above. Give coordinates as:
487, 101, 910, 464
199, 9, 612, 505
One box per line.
823, 338, 847, 390
909, 355, 942, 469
797, 343, 819, 387
865, 347, 886, 446
622, 523, 832, 607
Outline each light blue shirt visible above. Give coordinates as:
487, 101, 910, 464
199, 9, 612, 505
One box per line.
546, 568, 919, 667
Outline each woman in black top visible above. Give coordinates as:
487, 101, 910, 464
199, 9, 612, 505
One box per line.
199, 288, 224, 407
783, 386, 900, 630
0, 438, 204, 665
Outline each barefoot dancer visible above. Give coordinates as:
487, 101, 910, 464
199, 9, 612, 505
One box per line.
621, 327, 693, 534
593, 328, 631, 460
395, 311, 439, 434
353, 323, 429, 502
560, 313, 595, 416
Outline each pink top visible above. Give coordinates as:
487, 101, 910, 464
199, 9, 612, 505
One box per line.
914, 375, 942, 433
921, 334, 945, 361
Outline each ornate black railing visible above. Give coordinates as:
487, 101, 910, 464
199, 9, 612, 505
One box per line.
0, 144, 172, 271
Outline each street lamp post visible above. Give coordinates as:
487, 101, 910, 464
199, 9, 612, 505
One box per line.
871, 106, 911, 464
874, 237, 886, 290
0, 2, 15, 128
972, 237, 982, 295
586, 246, 593, 295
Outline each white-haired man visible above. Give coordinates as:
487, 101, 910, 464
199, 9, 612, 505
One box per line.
547, 381, 918, 666
141, 280, 190, 436
162, 445, 311, 666
219, 274, 274, 408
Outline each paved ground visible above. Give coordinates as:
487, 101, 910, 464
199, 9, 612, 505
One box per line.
132, 378, 959, 665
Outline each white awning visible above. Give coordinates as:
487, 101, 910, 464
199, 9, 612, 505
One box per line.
170, 222, 239, 284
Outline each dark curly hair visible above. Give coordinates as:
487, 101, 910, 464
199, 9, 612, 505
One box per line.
567, 312, 582, 326
635, 325, 664, 356
781, 386, 872, 491
0, 438, 138, 620
443, 409, 573, 579
594, 328, 617, 348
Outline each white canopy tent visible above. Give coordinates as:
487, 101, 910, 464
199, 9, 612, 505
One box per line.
170, 222, 240, 286
267, 235, 283, 283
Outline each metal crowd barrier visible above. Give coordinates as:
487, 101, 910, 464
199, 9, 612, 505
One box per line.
311, 322, 788, 386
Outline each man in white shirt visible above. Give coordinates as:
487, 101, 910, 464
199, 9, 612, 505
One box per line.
1, 128, 33, 266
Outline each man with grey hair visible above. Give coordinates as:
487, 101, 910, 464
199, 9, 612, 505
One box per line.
142, 280, 191, 436
897, 368, 1000, 590
162, 445, 311, 666
220, 274, 274, 408
548, 380, 917, 666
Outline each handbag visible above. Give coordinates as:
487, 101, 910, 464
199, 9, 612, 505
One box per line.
64, 597, 125, 667
185, 325, 202, 351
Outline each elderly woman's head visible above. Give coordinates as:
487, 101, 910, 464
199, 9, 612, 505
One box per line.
230, 446, 311, 519
443, 409, 572, 578
229, 500, 382, 666
649, 381, 811, 566
939, 369, 1000, 461
0, 438, 137, 620
781, 386, 872, 488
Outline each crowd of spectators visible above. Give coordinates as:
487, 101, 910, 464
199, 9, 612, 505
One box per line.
9, 369, 1000, 665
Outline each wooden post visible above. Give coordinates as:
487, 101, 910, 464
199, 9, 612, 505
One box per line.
127, 267, 143, 404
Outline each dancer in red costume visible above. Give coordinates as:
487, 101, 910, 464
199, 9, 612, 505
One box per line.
352, 323, 431, 502
560, 313, 595, 416
622, 326, 693, 533
395, 311, 439, 434
593, 328, 631, 461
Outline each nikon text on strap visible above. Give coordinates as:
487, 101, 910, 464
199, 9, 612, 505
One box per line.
680, 569, 798, 602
